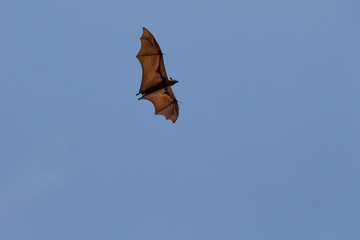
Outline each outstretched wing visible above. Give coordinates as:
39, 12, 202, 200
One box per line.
136, 27, 168, 94
142, 87, 179, 123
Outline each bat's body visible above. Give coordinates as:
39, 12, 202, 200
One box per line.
136, 27, 179, 123
137, 78, 178, 98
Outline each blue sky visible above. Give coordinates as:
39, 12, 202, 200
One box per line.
1, 0, 360, 239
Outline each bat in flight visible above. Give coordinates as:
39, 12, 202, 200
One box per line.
136, 27, 179, 123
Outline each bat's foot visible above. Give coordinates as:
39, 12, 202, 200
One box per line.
136, 92, 140, 96
137, 93, 146, 100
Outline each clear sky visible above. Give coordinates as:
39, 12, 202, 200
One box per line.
1, 0, 359, 239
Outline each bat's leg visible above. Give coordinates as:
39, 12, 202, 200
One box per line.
136, 92, 140, 96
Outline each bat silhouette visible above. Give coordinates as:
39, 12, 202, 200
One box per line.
136, 27, 179, 123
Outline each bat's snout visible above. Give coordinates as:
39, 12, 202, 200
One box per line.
168, 78, 178, 86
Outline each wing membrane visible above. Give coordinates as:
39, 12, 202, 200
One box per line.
136, 28, 168, 93
142, 88, 179, 123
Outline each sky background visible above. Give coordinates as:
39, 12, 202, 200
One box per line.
1, 0, 360, 239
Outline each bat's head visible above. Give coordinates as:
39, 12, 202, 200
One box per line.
168, 78, 178, 86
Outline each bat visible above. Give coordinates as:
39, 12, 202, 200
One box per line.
136, 27, 179, 123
